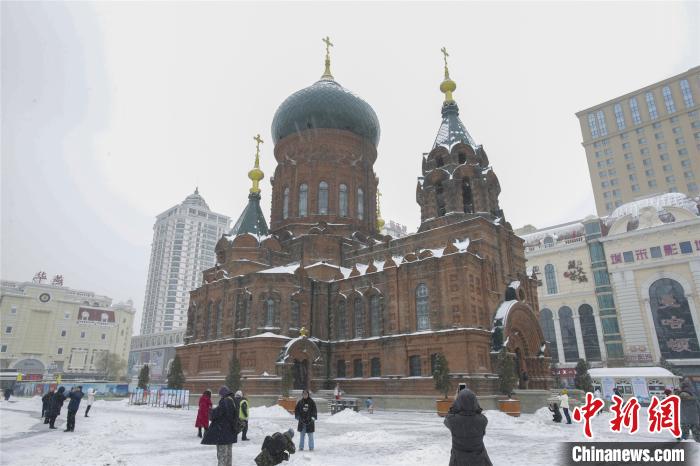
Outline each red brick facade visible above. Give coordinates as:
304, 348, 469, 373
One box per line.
176, 82, 551, 397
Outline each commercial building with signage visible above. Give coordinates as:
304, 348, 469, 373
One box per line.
519, 192, 700, 389
0, 279, 135, 379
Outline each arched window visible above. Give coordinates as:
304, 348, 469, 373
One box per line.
578, 304, 601, 361
215, 301, 223, 338
205, 302, 212, 339
539, 308, 558, 363
436, 182, 446, 216
190, 304, 197, 339
265, 298, 276, 328
370, 357, 381, 377
462, 179, 473, 214
283, 187, 290, 219
558, 306, 579, 362
416, 283, 430, 331
236, 295, 247, 330
299, 184, 308, 217
339, 184, 348, 217
354, 298, 364, 338
318, 181, 329, 215
369, 295, 381, 336
337, 300, 347, 339
357, 188, 364, 220
458, 152, 466, 164
649, 278, 700, 359
544, 264, 558, 295
290, 300, 300, 329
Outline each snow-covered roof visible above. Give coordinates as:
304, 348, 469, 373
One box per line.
588, 367, 679, 379
493, 300, 517, 325
245, 332, 291, 340
607, 193, 698, 224
519, 220, 585, 244
257, 262, 300, 274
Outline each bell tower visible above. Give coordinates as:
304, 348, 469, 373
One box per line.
416, 48, 504, 232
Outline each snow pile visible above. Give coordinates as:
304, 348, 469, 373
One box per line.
250, 404, 293, 418
325, 408, 373, 424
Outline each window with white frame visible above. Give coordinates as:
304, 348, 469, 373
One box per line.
662, 86, 676, 113
629, 97, 642, 125
646, 92, 658, 120
680, 79, 694, 108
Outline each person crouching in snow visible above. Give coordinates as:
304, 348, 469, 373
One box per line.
85, 388, 95, 417
443, 388, 492, 466
294, 390, 317, 451
548, 401, 562, 423
254, 428, 296, 466
235, 390, 249, 441
196, 389, 212, 438
202, 386, 239, 466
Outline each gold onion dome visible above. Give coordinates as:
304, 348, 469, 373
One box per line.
440, 46, 456, 102
248, 134, 265, 193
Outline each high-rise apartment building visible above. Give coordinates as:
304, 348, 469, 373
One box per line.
577, 67, 700, 216
140, 189, 229, 334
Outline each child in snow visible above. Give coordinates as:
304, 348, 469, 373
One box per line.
254, 428, 296, 466
334, 383, 341, 400
548, 402, 562, 423
195, 389, 212, 438
365, 397, 374, 414
85, 388, 95, 417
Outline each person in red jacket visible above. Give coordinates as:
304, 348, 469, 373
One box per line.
195, 389, 212, 438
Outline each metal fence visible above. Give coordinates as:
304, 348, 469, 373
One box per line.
128, 388, 190, 409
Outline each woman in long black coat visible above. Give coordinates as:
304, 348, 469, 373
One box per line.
443, 389, 492, 466
47, 386, 66, 429
202, 386, 239, 466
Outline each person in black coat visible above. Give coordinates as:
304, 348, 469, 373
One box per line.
443, 388, 492, 466
202, 386, 239, 466
64, 386, 84, 432
294, 390, 317, 451
47, 386, 67, 429
42, 389, 54, 421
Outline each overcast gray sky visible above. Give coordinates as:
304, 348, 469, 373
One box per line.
2, 1, 698, 333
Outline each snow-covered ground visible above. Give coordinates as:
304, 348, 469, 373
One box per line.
0, 397, 697, 465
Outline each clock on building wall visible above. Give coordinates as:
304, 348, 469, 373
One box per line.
39, 293, 51, 303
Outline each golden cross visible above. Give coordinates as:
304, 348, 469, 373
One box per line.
323, 36, 333, 57
254, 134, 264, 155
441, 47, 449, 68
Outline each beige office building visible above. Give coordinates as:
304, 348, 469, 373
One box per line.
0, 279, 135, 379
577, 67, 700, 216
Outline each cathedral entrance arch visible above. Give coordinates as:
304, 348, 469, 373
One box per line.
292, 359, 309, 390
277, 331, 323, 391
